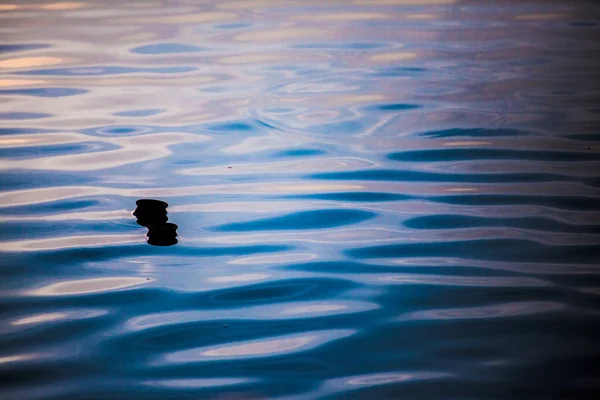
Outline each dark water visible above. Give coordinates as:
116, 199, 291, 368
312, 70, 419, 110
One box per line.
1, 1, 600, 399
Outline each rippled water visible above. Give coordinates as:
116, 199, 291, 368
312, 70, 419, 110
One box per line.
1, 1, 600, 399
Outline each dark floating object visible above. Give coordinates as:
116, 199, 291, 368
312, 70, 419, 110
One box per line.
135, 199, 167, 211
134, 212, 168, 227
136, 198, 168, 207
134, 199, 168, 227
134, 199, 178, 246
147, 221, 178, 233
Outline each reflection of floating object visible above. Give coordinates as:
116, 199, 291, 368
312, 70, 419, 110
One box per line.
147, 222, 179, 237
147, 235, 178, 247
147, 222, 179, 247
134, 199, 178, 246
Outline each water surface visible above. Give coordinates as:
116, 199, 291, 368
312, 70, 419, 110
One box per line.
1, 1, 600, 399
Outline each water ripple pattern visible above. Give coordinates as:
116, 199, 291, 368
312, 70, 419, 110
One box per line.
1, 1, 599, 399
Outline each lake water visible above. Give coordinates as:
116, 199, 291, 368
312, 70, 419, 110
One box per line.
1, 1, 600, 399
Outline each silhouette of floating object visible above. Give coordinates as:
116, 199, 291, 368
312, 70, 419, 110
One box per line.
147, 222, 178, 236
134, 199, 169, 227
134, 199, 178, 246
146, 223, 178, 246
147, 236, 178, 246
135, 212, 168, 227
136, 199, 168, 210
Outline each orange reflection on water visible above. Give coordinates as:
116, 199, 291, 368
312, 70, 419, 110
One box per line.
1, 132, 206, 172
129, 11, 237, 24
42, 2, 84, 10
0, 354, 42, 364
0, 138, 31, 146
0, 57, 64, 69
0, 79, 46, 87
0, 133, 93, 148
371, 52, 418, 62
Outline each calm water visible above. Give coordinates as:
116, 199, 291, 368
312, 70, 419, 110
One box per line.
1, 1, 600, 399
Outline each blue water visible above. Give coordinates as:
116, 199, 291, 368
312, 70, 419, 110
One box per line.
1, 1, 600, 399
